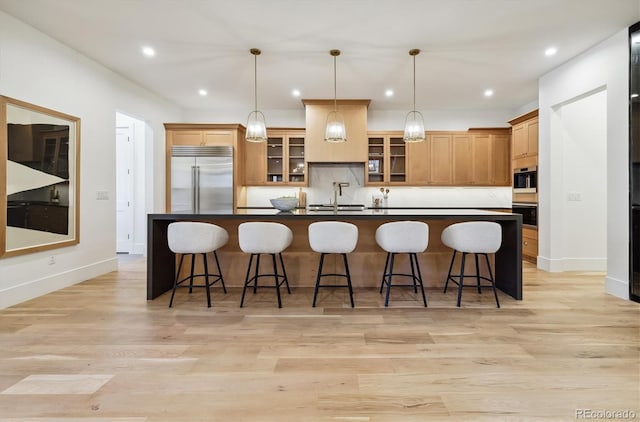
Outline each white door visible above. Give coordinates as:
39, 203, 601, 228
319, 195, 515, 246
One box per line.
116, 127, 134, 253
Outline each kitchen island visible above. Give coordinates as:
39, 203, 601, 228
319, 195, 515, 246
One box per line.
147, 208, 522, 302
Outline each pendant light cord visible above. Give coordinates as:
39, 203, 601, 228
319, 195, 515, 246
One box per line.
412, 53, 416, 112
254, 53, 258, 111
333, 55, 337, 112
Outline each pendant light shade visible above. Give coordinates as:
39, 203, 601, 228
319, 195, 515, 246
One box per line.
325, 49, 347, 143
403, 49, 425, 143
246, 48, 267, 143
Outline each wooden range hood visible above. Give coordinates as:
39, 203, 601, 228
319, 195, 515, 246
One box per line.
302, 99, 370, 162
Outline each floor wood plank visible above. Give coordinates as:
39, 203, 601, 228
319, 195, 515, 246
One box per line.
0, 257, 637, 420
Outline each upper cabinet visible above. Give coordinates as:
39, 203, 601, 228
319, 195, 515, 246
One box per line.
406, 130, 510, 186
508, 110, 538, 169
164, 123, 246, 209
303, 99, 369, 162
366, 132, 406, 185
244, 128, 306, 186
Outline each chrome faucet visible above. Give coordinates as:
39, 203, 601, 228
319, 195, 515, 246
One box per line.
332, 182, 350, 211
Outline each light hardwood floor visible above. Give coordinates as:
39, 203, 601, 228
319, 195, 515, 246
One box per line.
0, 258, 638, 421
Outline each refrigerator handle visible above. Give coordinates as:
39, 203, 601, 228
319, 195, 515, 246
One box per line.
194, 166, 200, 212
191, 166, 197, 212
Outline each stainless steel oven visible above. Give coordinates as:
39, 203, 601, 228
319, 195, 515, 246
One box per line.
513, 166, 537, 193
512, 203, 537, 227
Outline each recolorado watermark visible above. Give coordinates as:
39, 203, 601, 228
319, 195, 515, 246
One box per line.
576, 409, 637, 419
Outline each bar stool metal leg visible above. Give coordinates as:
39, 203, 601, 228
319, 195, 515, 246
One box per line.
202, 253, 211, 308
380, 252, 390, 293
279, 253, 291, 294
213, 251, 227, 294
240, 253, 255, 308
342, 253, 355, 308
443, 250, 457, 293
484, 253, 500, 308
475, 253, 482, 294
412, 253, 428, 307
456, 252, 467, 307
271, 253, 282, 308
312, 253, 326, 307
169, 254, 185, 308
384, 253, 396, 307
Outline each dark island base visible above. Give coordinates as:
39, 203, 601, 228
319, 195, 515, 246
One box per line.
147, 210, 522, 302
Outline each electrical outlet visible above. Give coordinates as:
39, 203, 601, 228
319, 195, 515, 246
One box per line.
567, 191, 582, 201
48, 256, 55, 265
96, 190, 109, 200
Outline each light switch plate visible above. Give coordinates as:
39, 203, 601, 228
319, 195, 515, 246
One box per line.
96, 190, 109, 200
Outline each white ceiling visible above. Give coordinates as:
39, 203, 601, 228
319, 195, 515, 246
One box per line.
0, 0, 638, 114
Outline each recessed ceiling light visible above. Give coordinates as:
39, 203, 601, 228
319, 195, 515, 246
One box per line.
292, 89, 301, 97
385, 89, 394, 97
142, 46, 155, 57
484, 89, 494, 97
198, 89, 207, 96
545, 47, 558, 56
632, 93, 639, 98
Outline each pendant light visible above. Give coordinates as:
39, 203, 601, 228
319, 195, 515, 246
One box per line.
246, 48, 267, 142
403, 49, 425, 143
325, 49, 347, 143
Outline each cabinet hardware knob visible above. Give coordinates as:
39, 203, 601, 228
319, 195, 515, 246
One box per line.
524, 241, 528, 246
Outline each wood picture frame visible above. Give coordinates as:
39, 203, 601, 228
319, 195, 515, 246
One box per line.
1, 96, 80, 257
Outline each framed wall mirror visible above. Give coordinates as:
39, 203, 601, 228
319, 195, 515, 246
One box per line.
1, 96, 80, 257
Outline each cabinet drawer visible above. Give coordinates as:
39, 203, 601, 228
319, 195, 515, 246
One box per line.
523, 235, 538, 258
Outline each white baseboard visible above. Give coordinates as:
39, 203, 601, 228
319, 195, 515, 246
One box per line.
133, 242, 146, 256
605, 275, 630, 300
537, 256, 606, 272
0, 258, 118, 309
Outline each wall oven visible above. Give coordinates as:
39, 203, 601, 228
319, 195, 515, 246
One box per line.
513, 166, 537, 193
512, 203, 537, 228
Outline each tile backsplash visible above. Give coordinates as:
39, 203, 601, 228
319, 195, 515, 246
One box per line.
246, 163, 512, 208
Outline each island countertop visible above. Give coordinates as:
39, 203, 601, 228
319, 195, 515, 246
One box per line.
147, 208, 522, 303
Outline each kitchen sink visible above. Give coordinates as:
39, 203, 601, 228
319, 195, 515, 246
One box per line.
307, 204, 366, 211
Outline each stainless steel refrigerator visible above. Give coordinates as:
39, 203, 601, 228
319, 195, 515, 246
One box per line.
170, 145, 233, 213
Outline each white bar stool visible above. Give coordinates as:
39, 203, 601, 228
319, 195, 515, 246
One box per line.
167, 221, 228, 308
441, 221, 502, 308
308, 221, 358, 307
375, 221, 429, 307
238, 222, 293, 308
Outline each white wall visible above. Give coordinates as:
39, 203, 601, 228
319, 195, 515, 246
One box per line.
0, 11, 182, 308
538, 29, 629, 299
556, 89, 607, 270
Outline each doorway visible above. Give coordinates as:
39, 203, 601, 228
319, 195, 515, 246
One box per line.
115, 112, 146, 255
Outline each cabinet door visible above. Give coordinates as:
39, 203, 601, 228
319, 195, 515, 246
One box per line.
170, 130, 204, 145
204, 131, 233, 146
266, 137, 284, 183
471, 134, 492, 185
367, 137, 385, 184
512, 123, 527, 158
388, 137, 406, 183
453, 134, 473, 185
244, 140, 267, 185
492, 134, 511, 185
406, 136, 429, 184
287, 136, 306, 184
527, 118, 539, 157
428, 134, 453, 185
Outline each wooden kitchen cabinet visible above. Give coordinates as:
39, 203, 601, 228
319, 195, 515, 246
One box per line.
509, 110, 538, 167
164, 123, 246, 209
407, 130, 510, 186
427, 134, 454, 185
245, 129, 306, 186
522, 226, 538, 264
366, 132, 406, 185
303, 99, 369, 162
